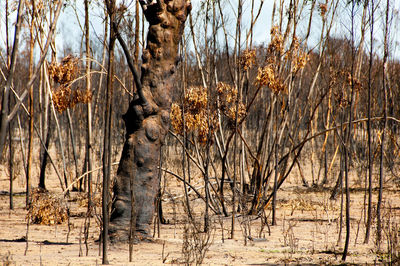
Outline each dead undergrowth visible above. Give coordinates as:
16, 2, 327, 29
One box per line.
27, 188, 68, 225
1, 163, 400, 265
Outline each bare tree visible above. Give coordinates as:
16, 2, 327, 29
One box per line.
0, 0, 63, 160
0, 0, 24, 161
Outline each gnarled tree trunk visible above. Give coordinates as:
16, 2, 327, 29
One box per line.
109, 0, 191, 241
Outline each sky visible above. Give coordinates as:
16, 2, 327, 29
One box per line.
56, 0, 274, 54
0, 0, 399, 62
0, 0, 275, 59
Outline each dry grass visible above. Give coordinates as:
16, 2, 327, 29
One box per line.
27, 188, 68, 225
75, 192, 102, 208
0, 251, 14, 266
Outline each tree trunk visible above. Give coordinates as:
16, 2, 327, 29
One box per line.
38, 111, 51, 190
364, 0, 374, 244
27, 7, 35, 202
109, 0, 191, 242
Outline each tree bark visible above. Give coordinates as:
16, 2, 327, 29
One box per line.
109, 0, 191, 242
364, 0, 374, 244
27, 4, 35, 202
38, 111, 51, 190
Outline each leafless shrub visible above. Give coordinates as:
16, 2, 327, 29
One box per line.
181, 217, 213, 265
239, 214, 252, 246
258, 210, 271, 238
380, 205, 400, 264
179, 199, 214, 265
281, 217, 299, 254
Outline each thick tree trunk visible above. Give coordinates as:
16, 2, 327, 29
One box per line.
109, 0, 191, 242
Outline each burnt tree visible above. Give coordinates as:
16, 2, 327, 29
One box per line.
109, 0, 191, 241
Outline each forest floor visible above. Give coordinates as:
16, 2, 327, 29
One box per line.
1, 160, 400, 265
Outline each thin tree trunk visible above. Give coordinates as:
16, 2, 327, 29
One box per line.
8, 109, 13, 210
364, 0, 374, 244
134, 0, 140, 63
16, 115, 26, 173
102, 2, 116, 262
92, 12, 108, 127
26, 2, 35, 204
66, 110, 79, 189
84, 0, 92, 256
231, 0, 243, 239
342, 1, 356, 260
39, 112, 51, 190
6, 0, 13, 209
5, 0, 10, 61
376, 0, 389, 248
181, 45, 192, 221
342, 132, 351, 261
26, 83, 33, 196
50, 95, 69, 190
272, 96, 278, 226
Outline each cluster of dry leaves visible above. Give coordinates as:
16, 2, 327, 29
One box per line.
170, 86, 215, 144
286, 36, 309, 73
52, 86, 92, 113
48, 55, 92, 112
254, 26, 287, 94
216, 82, 246, 123
48, 55, 78, 84
268, 26, 285, 56
239, 49, 256, 71
319, 2, 328, 17
255, 65, 286, 94
255, 26, 309, 94
170, 82, 245, 143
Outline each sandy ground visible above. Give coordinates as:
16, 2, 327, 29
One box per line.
1, 159, 399, 265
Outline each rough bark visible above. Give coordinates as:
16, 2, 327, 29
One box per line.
109, 0, 191, 242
